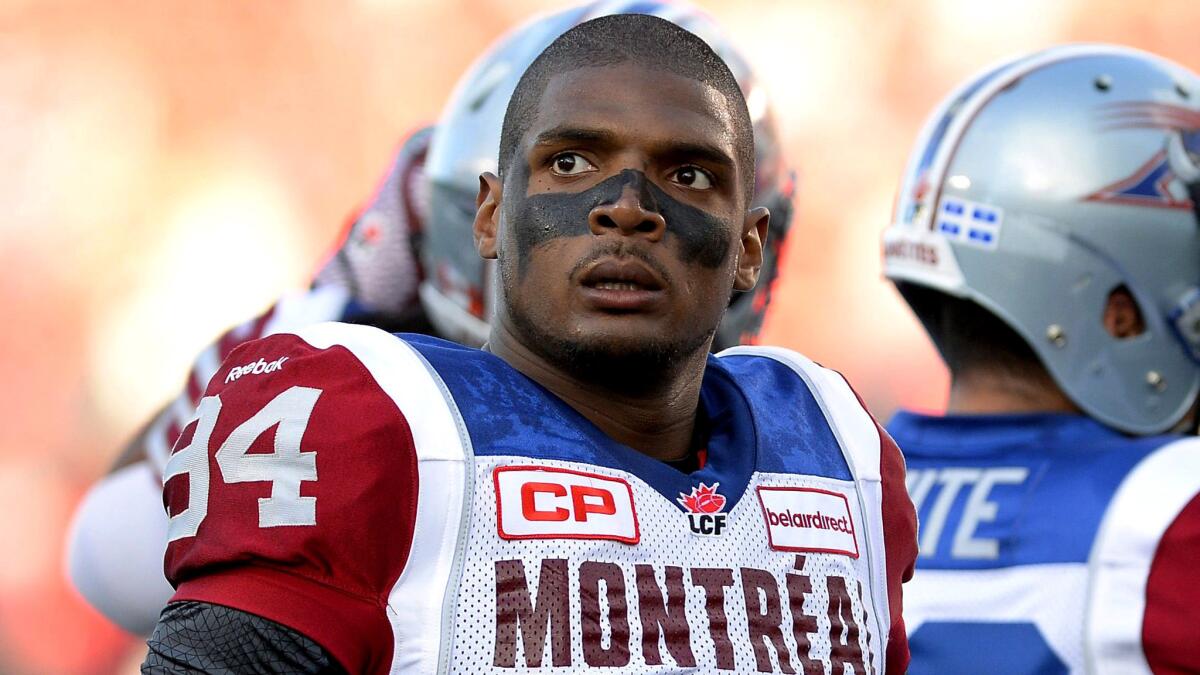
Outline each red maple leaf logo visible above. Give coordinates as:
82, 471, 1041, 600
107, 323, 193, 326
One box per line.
677, 482, 726, 514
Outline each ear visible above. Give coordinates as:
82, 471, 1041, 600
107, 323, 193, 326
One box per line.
733, 207, 770, 292
474, 172, 503, 260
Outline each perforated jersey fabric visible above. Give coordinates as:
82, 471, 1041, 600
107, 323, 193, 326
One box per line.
449, 457, 881, 673
142, 601, 347, 675
159, 325, 916, 674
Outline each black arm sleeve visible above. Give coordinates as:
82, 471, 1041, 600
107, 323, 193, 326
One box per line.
142, 601, 349, 675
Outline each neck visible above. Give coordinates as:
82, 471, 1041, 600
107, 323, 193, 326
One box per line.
946, 367, 1080, 415
485, 319, 707, 462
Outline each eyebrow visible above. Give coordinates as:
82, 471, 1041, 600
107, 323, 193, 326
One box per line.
532, 125, 619, 147
532, 125, 735, 171
661, 140, 736, 172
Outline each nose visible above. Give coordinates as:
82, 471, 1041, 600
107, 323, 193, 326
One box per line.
588, 183, 667, 241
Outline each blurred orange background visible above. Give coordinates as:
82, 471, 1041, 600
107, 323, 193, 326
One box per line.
2, 0, 1198, 672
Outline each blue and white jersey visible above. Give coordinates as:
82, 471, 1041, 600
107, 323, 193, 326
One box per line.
889, 411, 1200, 675
160, 324, 918, 674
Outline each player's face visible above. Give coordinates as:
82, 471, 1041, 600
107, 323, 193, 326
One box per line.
477, 63, 767, 378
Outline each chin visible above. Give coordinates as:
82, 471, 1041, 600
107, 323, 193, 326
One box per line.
561, 337, 698, 388
516, 311, 713, 388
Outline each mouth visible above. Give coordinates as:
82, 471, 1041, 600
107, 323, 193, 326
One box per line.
577, 258, 667, 311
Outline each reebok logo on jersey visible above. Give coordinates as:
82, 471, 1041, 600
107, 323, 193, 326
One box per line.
494, 466, 639, 544
678, 482, 728, 536
225, 356, 288, 384
758, 486, 859, 557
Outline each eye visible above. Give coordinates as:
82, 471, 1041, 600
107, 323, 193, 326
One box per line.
672, 166, 714, 190
549, 152, 596, 176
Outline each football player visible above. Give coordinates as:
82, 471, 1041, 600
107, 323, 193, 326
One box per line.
65, 0, 796, 638
883, 45, 1200, 673
142, 14, 917, 674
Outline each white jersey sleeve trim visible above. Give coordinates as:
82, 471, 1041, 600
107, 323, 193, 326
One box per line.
293, 322, 472, 675
1086, 436, 1200, 675
718, 345, 890, 673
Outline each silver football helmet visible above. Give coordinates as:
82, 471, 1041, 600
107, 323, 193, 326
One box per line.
421, 0, 793, 349
884, 44, 1200, 434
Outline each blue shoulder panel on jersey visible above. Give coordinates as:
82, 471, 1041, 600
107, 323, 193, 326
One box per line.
888, 410, 1180, 568
718, 353, 851, 480
401, 335, 849, 512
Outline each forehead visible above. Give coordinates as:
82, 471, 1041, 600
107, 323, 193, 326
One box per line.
527, 62, 736, 158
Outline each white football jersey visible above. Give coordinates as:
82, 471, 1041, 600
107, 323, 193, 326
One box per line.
162, 323, 918, 673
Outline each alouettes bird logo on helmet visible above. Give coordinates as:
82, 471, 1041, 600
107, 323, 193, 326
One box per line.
1086, 102, 1200, 211
678, 483, 728, 536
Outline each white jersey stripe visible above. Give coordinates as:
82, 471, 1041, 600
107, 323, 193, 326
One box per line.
905, 564, 1089, 670
294, 323, 471, 675
719, 345, 890, 673
1086, 437, 1200, 675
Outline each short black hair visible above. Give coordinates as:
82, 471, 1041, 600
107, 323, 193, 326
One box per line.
897, 282, 1048, 381
498, 13, 756, 203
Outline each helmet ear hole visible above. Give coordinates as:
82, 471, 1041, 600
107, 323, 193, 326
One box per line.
1103, 285, 1146, 340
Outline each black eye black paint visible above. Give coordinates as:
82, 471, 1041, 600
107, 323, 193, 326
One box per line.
509, 169, 732, 271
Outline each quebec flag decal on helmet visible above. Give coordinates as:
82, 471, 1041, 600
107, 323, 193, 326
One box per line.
884, 44, 1200, 434
421, 0, 793, 350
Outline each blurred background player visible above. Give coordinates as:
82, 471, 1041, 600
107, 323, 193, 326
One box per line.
883, 45, 1200, 673
64, 0, 795, 637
